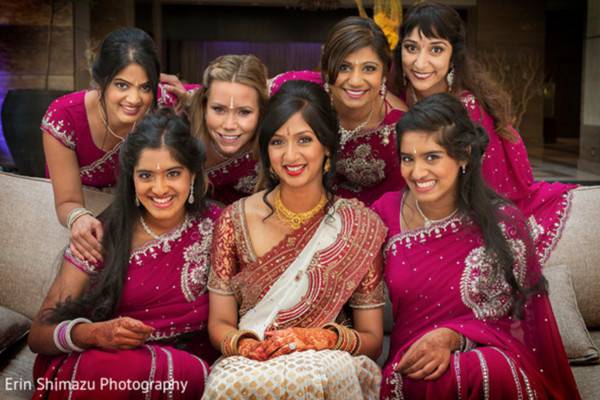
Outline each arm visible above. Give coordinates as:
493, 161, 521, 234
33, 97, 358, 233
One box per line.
28, 258, 154, 355
43, 133, 103, 263
352, 306, 384, 360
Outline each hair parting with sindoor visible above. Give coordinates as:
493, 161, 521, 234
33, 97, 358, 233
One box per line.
396, 93, 546, 317
47, 109, 208, 323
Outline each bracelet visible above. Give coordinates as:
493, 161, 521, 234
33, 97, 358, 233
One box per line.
65, 318, 92, 352
52, 320, 70, 352
66, 207, 94, 230
53, 318, 91, 352
323, 322, 360, 354
221, 329, 259, 357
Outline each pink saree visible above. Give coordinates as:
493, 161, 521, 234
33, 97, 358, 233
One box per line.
206, 150, 258, 205
41, 83, 199, 189
372, 191, 579, 400
32, 205, 221, 399
270, 71, 406, 205
460, 92, 576, 264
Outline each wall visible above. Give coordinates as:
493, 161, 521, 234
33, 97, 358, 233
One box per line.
579, 0, 600, 174
475, 0, 545, 147
0, 0, 74, 165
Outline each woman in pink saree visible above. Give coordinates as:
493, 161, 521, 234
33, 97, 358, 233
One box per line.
29, 110, 220, 399
394, 2, 576, 264
184, 55, 269, 205
269, 17, 408, 205
372, 94, 579, 399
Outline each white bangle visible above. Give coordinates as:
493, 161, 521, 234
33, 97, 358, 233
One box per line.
66, 208, 94, 230
65, 318, 92, 352
52, 320, 70, 353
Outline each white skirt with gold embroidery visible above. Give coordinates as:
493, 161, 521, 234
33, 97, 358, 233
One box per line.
202, 349, 381, 399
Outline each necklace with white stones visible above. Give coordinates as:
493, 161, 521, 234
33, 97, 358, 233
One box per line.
339, 105, 375, 147
140, 214, 188, 240
415, 200, 458, 228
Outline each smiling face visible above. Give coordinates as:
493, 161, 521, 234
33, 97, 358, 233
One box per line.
330, 46, 385, 112
133, 146, 193, 229
268, 111, 327, 191
204, 80, 260, 156
400, 130, 461, 213
104, 63, 154, 128
401, 27, 453, 98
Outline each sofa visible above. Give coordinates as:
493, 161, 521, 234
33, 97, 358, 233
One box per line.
1, 171, 599, 399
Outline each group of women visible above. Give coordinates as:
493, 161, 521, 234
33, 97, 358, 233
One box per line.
29, 1, 582, 399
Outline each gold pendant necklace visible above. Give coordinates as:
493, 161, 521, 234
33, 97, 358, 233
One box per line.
275, 189, 327, 230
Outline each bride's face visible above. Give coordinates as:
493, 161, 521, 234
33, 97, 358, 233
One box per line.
268, 112, 327, 191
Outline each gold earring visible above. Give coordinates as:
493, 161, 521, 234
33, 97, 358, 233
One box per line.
324, 158, 331, 173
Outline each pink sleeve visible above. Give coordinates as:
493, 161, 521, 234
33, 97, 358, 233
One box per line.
157, 82, 202, 108
64, 247, 103, 275
40, 96, 77, 150
268, 70, 323, 96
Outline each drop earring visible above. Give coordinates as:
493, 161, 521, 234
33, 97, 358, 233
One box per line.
135, 196, 140, 207
446, 66, 455, 92
188, 180, 195, 204
461, 165, 466, 175
379, 79, 387, 98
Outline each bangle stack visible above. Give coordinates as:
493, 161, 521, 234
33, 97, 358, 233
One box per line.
458, 333, 475, 352
53, 318, 92, 353
323, 322, 362, 356
67, 208, 94, 230
220, 329, 259, 357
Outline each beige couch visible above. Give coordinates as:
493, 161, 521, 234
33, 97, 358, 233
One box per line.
0, 172, 599, 399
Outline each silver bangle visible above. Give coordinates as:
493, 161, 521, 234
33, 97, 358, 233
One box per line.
66, 207, 94, 230
65, 318, 92, 352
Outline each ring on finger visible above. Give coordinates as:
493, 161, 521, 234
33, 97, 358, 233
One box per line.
288, 342, 297, 351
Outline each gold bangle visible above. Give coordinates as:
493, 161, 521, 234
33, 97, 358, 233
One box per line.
221, 329, 259, 357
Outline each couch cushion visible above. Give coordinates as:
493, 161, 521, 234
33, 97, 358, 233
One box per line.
0, 340, 36, 399
0, 172, 112, 319
0, 307, 31, 354
546, 186, 600, 328
545, 264, 600, 364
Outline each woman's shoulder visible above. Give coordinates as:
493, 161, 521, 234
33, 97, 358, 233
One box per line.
43, 90, 87, 120
338, 197, 386, 226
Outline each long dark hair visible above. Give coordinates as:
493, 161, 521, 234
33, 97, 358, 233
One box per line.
321, 16, 392, 85
92, 27, 160, 115
258, 80, 339, 214
396, 2, 514, 140
47, 109, 208, 323
396, 93, 544, 316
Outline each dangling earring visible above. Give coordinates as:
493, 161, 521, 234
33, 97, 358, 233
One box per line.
379, 79, 387, 98
188, 180, 195, 204
135, 196, 140, 207
323, 158, 331, 173
461, 164, 466, 175
446, 66, 455, 92
323, 82, 330, 94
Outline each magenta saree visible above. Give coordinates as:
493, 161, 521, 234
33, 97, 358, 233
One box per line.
270, 71, 406, 205
460, 92, 576, 264
372, 191, 579, 400
41, 83, 199, 189
206, 150, 258, 205
33, 205, 221, 399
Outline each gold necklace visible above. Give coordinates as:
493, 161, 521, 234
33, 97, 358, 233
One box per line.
274, 189, 327, 230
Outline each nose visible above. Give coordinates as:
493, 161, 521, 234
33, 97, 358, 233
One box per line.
284, 141, 299, 162
414, 49, 429, 69
126, 88, 142, 105
410, 160, 428, 180
349, 68, 363, 86
152, 176, 168, 195
223, 111, 237, 130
